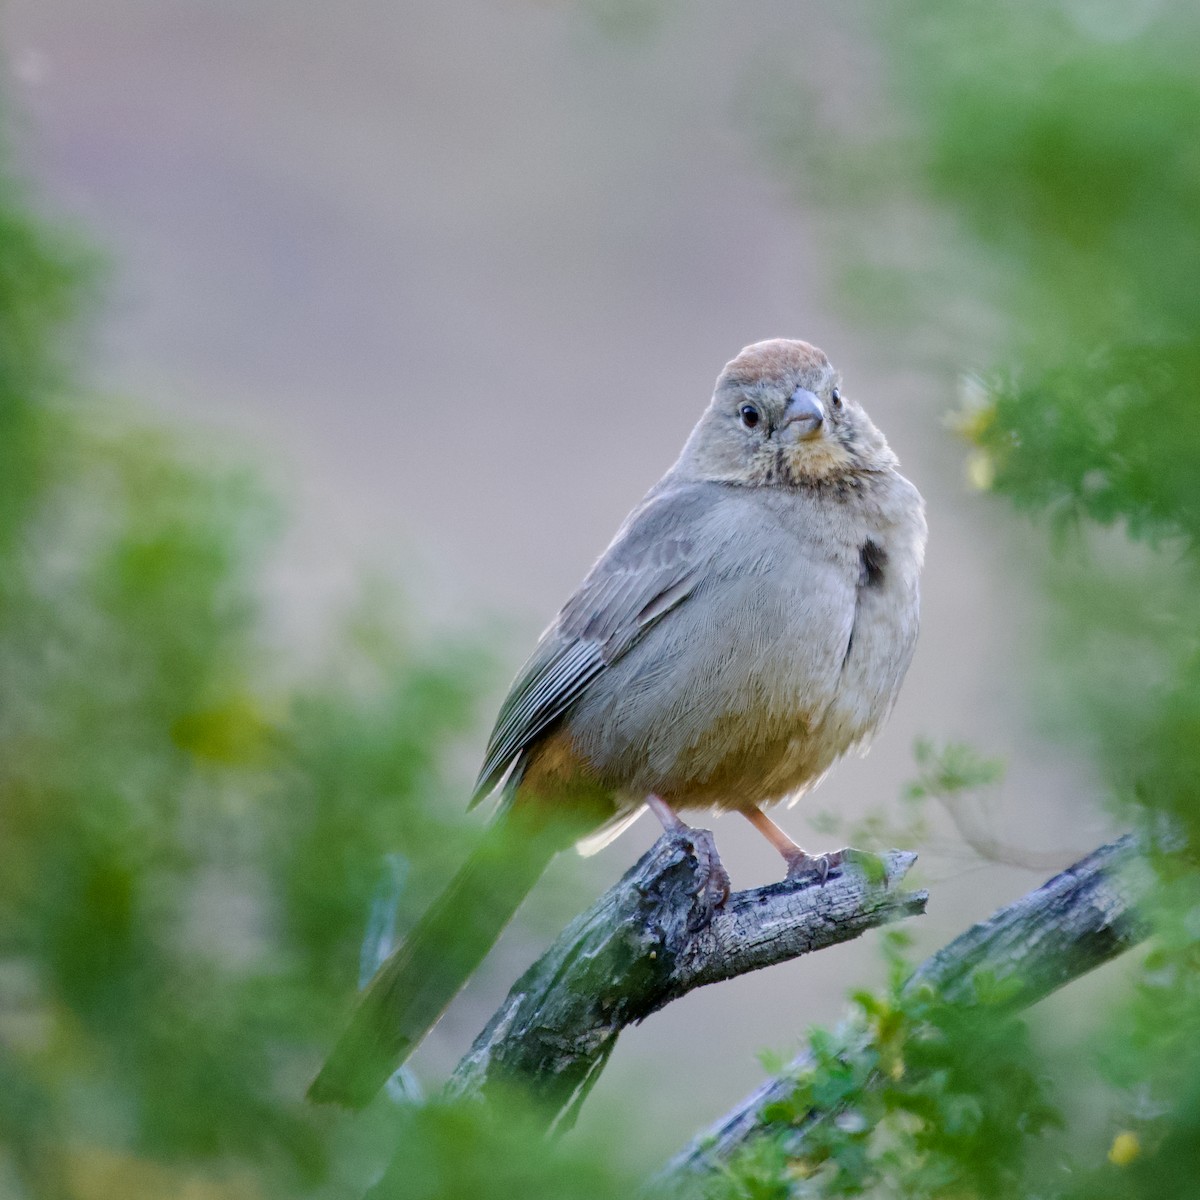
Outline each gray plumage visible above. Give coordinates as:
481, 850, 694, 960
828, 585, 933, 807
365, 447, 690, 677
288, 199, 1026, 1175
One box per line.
478, 338, 925, 821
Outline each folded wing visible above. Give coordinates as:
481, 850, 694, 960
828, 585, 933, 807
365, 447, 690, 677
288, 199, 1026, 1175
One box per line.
470, 485, 720, 805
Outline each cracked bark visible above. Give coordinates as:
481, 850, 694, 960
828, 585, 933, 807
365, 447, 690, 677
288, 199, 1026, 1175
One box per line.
444, 829, 927, 1130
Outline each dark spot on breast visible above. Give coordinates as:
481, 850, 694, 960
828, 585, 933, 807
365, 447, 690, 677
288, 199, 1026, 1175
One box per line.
859, 539, 888, 588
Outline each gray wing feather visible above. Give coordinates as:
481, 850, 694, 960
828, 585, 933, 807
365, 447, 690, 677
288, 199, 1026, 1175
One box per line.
470, 486, 714, 805
470, 640, 607, 804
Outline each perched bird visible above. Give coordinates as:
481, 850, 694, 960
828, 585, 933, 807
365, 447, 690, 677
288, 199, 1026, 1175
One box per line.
309, 338, 926, 1108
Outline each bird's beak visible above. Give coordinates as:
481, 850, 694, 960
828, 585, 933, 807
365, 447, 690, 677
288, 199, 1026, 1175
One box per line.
780, 388, 824, 442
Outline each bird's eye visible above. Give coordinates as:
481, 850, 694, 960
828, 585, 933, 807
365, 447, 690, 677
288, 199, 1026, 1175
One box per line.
831, 387, 843, 410
739, 404, 760, 429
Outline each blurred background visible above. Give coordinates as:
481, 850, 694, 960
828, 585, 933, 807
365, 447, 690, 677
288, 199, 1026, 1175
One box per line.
2, 1, 1197, 1197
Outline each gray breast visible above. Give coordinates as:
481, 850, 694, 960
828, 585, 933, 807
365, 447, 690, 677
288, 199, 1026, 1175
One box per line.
564, 488, 863, 806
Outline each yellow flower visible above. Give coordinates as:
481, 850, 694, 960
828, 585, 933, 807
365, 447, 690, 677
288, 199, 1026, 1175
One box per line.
966, 451, 995, 492
1107, 1130, 1140, 1167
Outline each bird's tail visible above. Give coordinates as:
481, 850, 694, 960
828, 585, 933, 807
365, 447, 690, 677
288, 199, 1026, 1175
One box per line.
307, 804, 577, 1109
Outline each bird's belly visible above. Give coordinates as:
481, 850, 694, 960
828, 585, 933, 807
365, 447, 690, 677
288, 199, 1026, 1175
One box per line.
568, 608, 856, 811
657, 719, 838, 812
566, 576, 916, 813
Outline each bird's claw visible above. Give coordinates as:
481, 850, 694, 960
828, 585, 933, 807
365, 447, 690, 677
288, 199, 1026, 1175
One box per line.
667, 826, 731, 930
784, 847, 889, 887
784, 848, 844, 885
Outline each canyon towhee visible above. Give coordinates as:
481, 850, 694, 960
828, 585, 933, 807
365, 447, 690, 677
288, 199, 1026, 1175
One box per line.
310, 338, 926, 1107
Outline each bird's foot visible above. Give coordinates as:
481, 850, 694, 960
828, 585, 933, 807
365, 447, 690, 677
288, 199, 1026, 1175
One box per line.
646, 795, 731, 927
689, 826, 733, 914
664, 826, 732, 930
783, 848, 844, 885
783, 847, 888, 887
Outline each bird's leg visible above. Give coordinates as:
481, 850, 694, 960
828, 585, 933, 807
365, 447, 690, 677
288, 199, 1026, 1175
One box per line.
647, 794, 731, 918
646, 793, 689, 835
744, 806, 842, 883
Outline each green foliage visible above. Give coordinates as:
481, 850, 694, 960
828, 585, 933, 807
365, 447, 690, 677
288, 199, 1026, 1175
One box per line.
812, 739, 1004, 856
891, 3, 1200, 342
712, 937, 1060, 1200
965, 346, 1200, 548
0, 405, 487, 1178
0, 108, 639, 1199
368, 1096, 639, 1200
902, 740, 1005, 805
0, 159, 93, 573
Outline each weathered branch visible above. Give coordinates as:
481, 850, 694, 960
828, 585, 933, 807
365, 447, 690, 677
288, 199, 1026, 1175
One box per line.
446, 829, 927, 1129
665, 832, 1152, 1180
907, 833, 1149, 1003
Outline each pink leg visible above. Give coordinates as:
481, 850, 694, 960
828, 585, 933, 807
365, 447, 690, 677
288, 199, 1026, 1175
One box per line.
743, 807, 842, 883
647, 793, 689, 834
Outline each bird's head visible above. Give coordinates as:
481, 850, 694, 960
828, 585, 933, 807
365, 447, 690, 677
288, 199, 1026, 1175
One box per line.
677, 339, 896, 487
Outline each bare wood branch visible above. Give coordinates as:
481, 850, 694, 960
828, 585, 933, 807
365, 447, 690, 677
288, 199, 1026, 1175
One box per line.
665, 832, 1152, 1180
445, 829, 927, 1129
